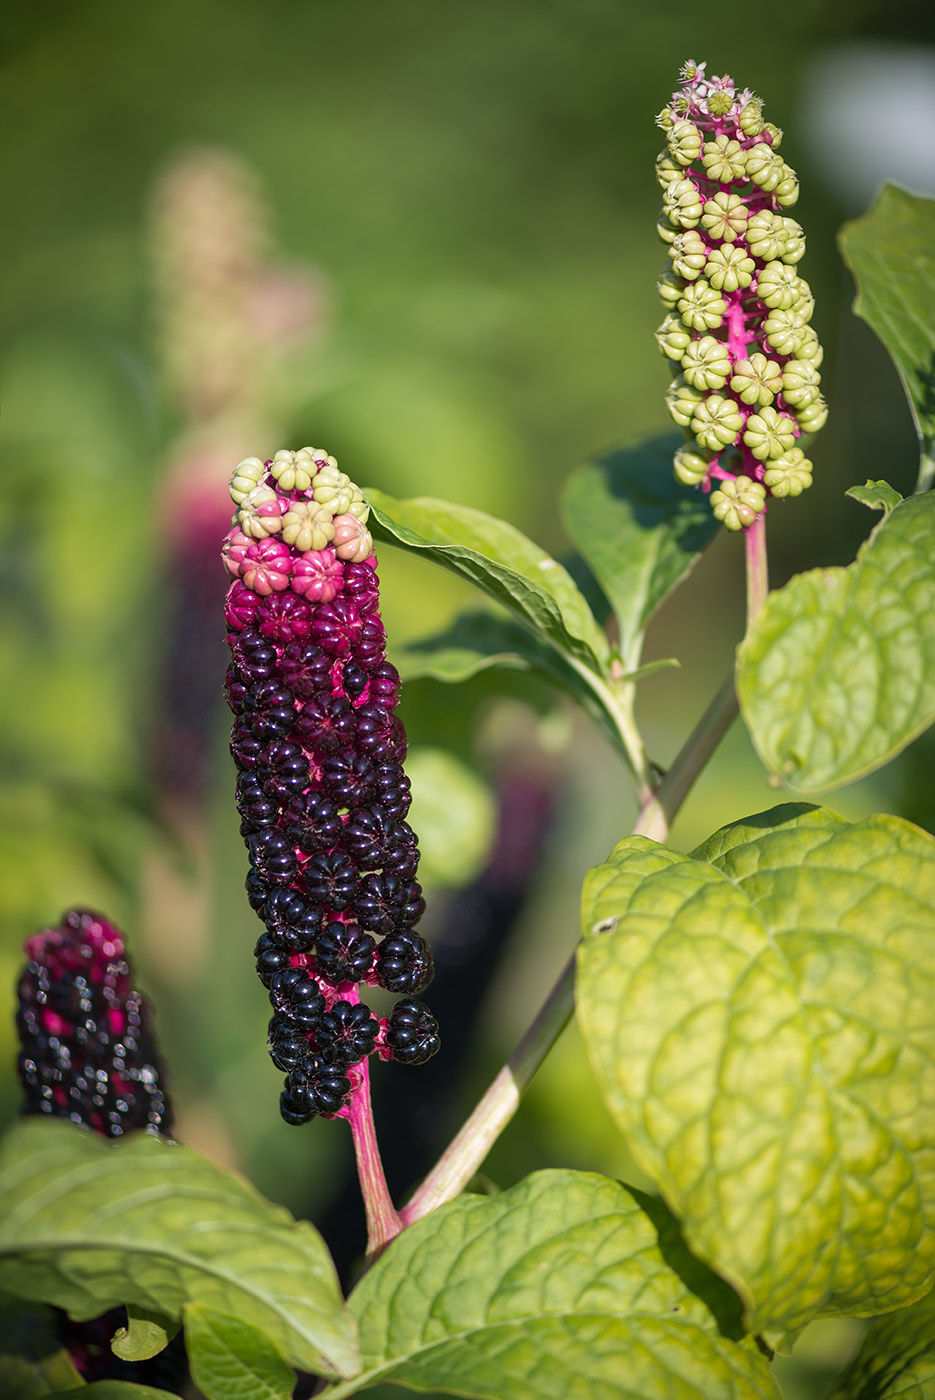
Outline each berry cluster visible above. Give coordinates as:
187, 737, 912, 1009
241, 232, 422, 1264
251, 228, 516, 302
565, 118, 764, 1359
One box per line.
223, 447, 440, 1125
15, 909, 174, 1137
655, 61, 827, 529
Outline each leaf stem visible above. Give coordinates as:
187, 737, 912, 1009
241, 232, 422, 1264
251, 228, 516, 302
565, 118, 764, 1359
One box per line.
345, 1054, 402, 1260
744, 511, 769, 632
401, 664, 738, 1223
566, 656, 655, 806
916, 448, 935, 496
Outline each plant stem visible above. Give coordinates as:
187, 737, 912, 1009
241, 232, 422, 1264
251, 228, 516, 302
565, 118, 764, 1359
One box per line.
401, 663, 739, 1224
346, 1054, 402, 1260
744, 510, 769, 632
916, 448, 935, 496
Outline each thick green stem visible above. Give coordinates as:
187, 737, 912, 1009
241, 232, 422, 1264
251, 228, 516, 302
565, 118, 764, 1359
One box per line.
400, 664, 739, 1224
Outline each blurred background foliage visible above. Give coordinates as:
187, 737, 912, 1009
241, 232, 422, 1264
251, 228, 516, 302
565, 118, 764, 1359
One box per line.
2, 3, 934, 1392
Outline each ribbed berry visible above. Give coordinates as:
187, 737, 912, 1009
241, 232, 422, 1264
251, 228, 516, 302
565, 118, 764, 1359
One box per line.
15, 909, 174, 1138
314, 921, 376, 984
315, 999, 380, 1066
385, 998, 440, 1065
376, 933, 434, 994
223, 447, 437, 1125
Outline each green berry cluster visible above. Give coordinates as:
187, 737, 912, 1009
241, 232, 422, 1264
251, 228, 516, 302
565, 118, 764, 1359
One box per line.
655, 61, 827, 529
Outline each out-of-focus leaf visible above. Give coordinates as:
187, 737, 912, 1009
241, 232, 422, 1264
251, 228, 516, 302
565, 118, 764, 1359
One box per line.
46, 1387, 172, 1400
561, 434, 720, 666
0, 1120, 359, 1379
846, 479, 904, 514
839, 185, 935, 490
578, 804, 935, 1340
319, 1170, 779, 1400
405, 747, 495, 889
0, 1302, 83, 1399
828, 1289, 935, 1398
365, 490, 610, 671
183, 1303, 295, 1400
737, 490, 935, 790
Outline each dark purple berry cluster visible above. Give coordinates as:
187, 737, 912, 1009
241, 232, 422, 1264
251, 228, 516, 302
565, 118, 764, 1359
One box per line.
223, 449, 440, 1124
15, 909, 174, 1138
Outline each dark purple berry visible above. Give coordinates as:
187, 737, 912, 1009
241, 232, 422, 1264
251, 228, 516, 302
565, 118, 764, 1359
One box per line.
303, 849, 359, 909
375, 933, 434, 994
230, 717, 264, 771
281, 1053, 351, 1121
267, 1014, 311, 1071
246, 867, 274, 913
256, 591, 313, 644
315, 999, 379, 1066
385, 998, 440, 1065
224, 663, 251, 713
310, 597, 363, 657
255, 932, 293, 987
283, 790, 344, 854
268, 967, 325, 1030
356, 871, 425, 936
292, 692, 355, 754
246, 679, 296, 741
321, 751, 376, 808
341, 561, 380, 615
279, 639, 332, 700
262, 888, 322, 951
352, 617, 386, 669
314, 921, 376, 985
368, 660, 401, 708
228, 627, 278, 682
372, 760, 412, 819
247, 828, 298, 885
236, 772, 280, 834
257, 739, 310, 797
344, 804, 402, 871
340, 660, 368, 700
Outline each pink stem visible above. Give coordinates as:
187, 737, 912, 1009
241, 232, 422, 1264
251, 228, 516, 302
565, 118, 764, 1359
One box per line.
344, 1053, 402, 1261
744, 509, 769, 631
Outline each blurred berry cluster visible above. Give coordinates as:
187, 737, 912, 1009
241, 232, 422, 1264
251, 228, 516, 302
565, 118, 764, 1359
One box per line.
655, 61, 827, 529
16, 909, 173, 1137
223, 447, 440, 1125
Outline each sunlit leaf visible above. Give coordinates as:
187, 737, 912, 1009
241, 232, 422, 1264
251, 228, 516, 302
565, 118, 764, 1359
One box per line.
184, 1303, 295, 1400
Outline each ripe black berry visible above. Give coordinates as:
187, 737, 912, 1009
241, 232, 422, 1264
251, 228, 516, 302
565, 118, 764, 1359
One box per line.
340, 659, 368, 700
257, 739, 310, 797
228, 627, 278, 683
254, 932, 293, 987
281, 1053, 351, 1122
279, 639, 332, 699
262, 888, 322, 952
283, 790, 344, 854
321, 751, 375, 808
267, 1014, 311, 1072
386, 998, 440, 1065
292, 692, 355, 754
352, 617, 386, 669
303, 849, 359, 909
256, 591, 313, 644
315, 999, 379, 1066
375, 933, 434, 994
247, 828, 298, 885
314, 921, 376, 985
268, 967, 325, 1030
356, 871, 425, 937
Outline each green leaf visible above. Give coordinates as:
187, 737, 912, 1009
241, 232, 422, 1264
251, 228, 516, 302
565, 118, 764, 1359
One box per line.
405, 746, 495, 889
110, 1305, 176, 1363
320, 1170, 779, 1400
828, 1289, 935, 1398
577, 804, 935, 1340
737, 490, 935, 790
561, 433, 720, 666
0, 1302, 83, 1399
0, 1120, 359, 1379
184, 1303, 296, 1400
839, 185, 935, 491
365, 489, 610, 671
846, 479, 904, 515
47, 1387, 173, 1400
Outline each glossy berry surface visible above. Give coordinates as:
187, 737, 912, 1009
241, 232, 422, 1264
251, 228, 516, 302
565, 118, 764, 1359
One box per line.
386, 997, 441, 1065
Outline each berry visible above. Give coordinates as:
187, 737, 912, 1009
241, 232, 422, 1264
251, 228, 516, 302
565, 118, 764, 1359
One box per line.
254, 931, 293, 987
283, 790, 344, 854
256, 591, 313, 644
279, 639, 332, 699
356, 871, 425, 936
262, 888, 322, 951
303, 849, 359, 910
315, 999, 379, 1066
314, 921, 376, 985
235, 772, 280, 834
281, 1054, 351, 1122
268, 967, 325, 1030
310, 596, 363, 657
341, 660, 369, 700
344, 804, 402, 871
246, 867, 274, 913
292, 692, 355, 754
257, 739, 310, 797
385, 998, 440, 1065
321, 751, 376, 808
247, 828, 298, 885
376, 933, 434, 994
352, 617, 386, 669
267, 1015, 311, 1072
227, 627, 278, 683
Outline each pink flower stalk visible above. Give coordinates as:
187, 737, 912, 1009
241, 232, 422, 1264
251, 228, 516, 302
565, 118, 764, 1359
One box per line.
16, 909, 174, 1138
222, 448, 439, 1131
656, 61, 827, 530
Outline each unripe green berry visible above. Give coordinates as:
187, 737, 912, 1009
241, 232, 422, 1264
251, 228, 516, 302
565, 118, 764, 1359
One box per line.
744, 210, 787, 262
774, 163, 800, 207
762, 307, 807, 356
700, 192, 748, 243
655, 312, 692, 360
757, 261, 805, 311
710, 477, 767, 530
663, 178, 704, 228
678, 279, 726, 331
655, 150, 683, 190
738, 100, 765, 136
665, 374, 705, 429
680, 335, 731, 390
763, 122, 783, 147
746, 142, 782, 191
701, 134, 747, 183
270, 448, 315, 493
781, 360, 822, 409
668, 119, 702, 166
656, 212, 680, 244
730, 352, 783, 407
230, 457, 268, 505
763, 447, 813, 497
281, 500, 336, 552
691, 393, 744, 451
794, 327, 823, 366
313, 464, 354, 516
705, 245, 755, 292
657, 265, 685, 309
796, 395, 829, 434
671, 230, 708, 281
673, 445, 712, 486
778, 218, 806, 264
238, 485, 284, 538
743, 406, 797, 461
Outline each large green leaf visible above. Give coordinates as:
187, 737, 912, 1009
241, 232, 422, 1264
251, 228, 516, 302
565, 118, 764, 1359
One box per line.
577, 804, 935, 1340
319, 1170, 779, 1400
0, 1303, 83, 1399
0, 1120, 359, 1379
47, 1387, 173, 1400
828, 1289, 935, 1398
184, 1303, 296, 1400
737, 490, 935, 790
365, 490, 610, 671
561, 434, 720, 666
839, 186, 935, 490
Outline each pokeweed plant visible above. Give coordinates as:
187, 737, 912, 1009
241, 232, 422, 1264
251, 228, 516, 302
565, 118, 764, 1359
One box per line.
1, 59, 935, 1400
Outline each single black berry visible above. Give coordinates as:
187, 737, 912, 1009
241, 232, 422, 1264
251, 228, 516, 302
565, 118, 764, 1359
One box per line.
283, 790, 344, 854
262, 888, 322, 952
247, 828, 298, 885
254, 932, 293, 987
315, 999, 379, 1066
314, 921, 376, 984
375, 933, 434, 994
385, 998, 440, 1065
267, 1014, 311, 1071
279, 639, 332, 699
268, 967, 326, 1030
356, 871, 425, 936
321, 751, 375, 808
303, 849, 359, 909
281, 1053, 351, 1121
292, 692, 355, 754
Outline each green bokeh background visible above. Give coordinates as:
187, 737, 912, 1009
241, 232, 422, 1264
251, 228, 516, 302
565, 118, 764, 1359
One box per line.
2, 4, 932, 1393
